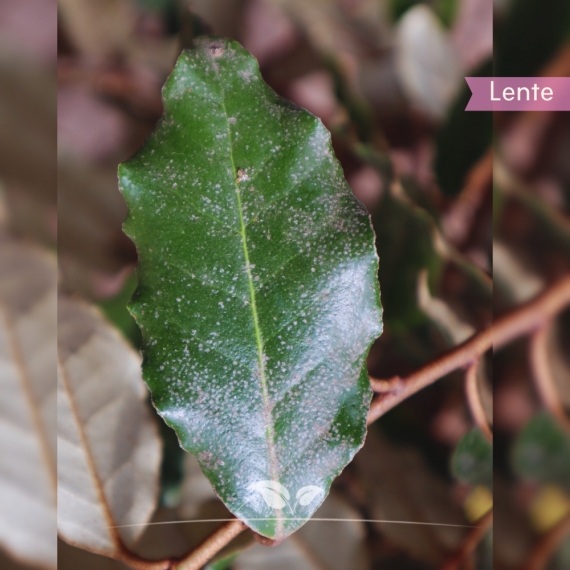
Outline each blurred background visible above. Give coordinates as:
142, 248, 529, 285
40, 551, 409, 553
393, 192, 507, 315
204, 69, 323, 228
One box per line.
0, 0, 569, 568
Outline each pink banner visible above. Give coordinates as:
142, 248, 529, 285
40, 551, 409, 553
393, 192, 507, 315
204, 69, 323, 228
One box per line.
465, 77, 570, 111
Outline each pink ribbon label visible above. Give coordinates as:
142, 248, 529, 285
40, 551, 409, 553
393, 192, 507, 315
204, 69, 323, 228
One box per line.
465, 77, 570, 111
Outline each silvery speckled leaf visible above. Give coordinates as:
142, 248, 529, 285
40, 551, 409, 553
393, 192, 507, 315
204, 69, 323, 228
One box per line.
119, 37, 382, 541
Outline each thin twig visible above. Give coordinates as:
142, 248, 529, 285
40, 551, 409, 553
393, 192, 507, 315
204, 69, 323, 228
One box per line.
521, 512, 570, 570
368, 328, 491, 424
529, 322, 570, 432
437, 510, 493, 570
464, 360, 493, 442
442, 150, 492, 246
173, 519, 246, 570
368, 275, 570, 425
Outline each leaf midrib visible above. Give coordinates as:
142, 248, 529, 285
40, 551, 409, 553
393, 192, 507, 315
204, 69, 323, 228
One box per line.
1, 305, 57, 493
58, 356, 122, 552
219, 88, 279, 488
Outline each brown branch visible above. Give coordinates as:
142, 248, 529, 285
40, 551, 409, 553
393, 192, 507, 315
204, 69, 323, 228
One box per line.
529, 322, 570, 432
464, 360, 493, 442
106, 519, 246, 570
442, 150, 492, 246
173, 519, 246, 570
437, 510, 493, 570
521, 512, 570, 570
368, 274, 570, 425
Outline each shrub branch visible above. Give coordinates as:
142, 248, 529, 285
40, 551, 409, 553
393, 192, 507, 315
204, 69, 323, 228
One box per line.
368, 274, 570, 425
464, 359, 493, 442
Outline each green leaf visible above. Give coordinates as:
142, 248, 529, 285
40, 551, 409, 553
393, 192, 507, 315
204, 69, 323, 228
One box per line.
119, 37, 382, 541
512, 412, 570, 490
451, 428, 492, 488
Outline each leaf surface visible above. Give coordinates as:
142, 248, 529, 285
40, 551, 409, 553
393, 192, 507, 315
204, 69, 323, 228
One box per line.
451, 428, 492, 488
0, 243, 57, 569
512, 412, 570, 490
119, 37, 382, 540
57, 299, 162, 557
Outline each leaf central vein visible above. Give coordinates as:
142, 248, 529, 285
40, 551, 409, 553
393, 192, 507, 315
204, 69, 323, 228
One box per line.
219, 89, 279, 489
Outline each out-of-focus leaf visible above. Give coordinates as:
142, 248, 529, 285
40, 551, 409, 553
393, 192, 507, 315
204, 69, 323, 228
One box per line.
233, 493, 368, 570
119, 38, 382, 541
495, 0, 570, 77
389, 0, 420, 21
436, 0, 459, 27
394, 5, 462, 120
512, 412, 570, 491
57, 299, 162, 556
434, 59, 492, 196
267, 0, 366, 56
136, 0, 181, 35
371, 183, 490, 335
58, 507, 193, 570
58, 0, 135, 60
242, 0, 299, 68
0, 243, 56, 569
493, 240, 544, 305
451, 428, 492, 488
547, 322, 570, 411
354, 429, 466, 564
417, 269, 474, 344
451, 0, 493, 70
373, 190, 444, 332
494, 166, 570, 285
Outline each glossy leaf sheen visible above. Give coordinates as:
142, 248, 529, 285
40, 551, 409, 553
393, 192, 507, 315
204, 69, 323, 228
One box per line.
119, 37, 382, 540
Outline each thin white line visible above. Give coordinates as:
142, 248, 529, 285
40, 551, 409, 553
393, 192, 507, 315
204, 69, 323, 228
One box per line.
110, 518, 475, 529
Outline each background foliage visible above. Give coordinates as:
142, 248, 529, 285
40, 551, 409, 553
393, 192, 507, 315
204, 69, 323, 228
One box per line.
0, 0, 569, 568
